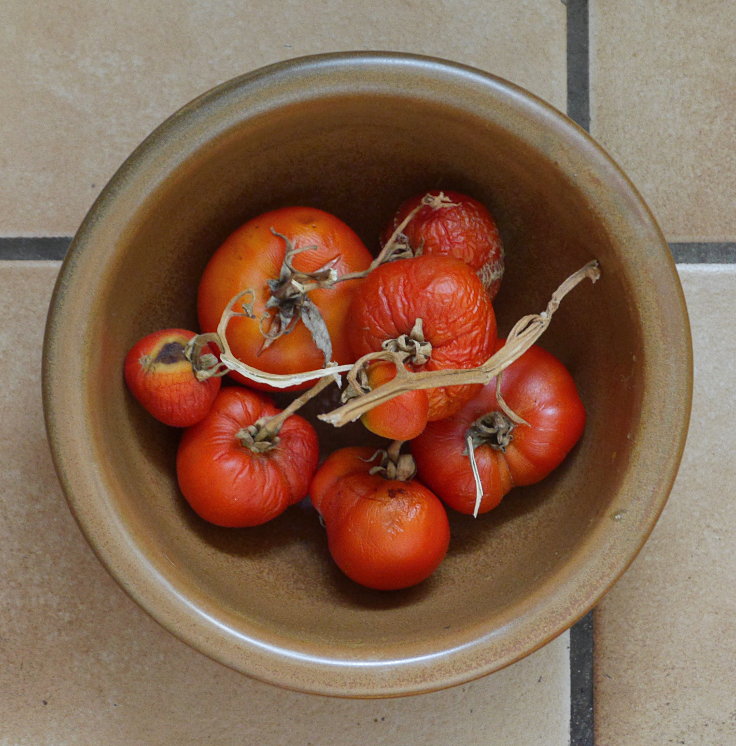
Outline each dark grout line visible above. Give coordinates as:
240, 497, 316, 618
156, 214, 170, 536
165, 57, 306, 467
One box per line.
566, 0, 590, 131
670, 242, 736, 263
570, 611, 595, 746
566, 0, 596, 743
0, 236, 71, 260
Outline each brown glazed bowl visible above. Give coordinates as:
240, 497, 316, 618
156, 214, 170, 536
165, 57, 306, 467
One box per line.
43, 52, 691, 697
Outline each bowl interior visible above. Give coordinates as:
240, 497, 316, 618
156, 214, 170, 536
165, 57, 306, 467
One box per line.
45, 54, 690, 696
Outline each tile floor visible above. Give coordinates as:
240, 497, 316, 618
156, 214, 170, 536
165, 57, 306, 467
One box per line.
2, 2, 735, 744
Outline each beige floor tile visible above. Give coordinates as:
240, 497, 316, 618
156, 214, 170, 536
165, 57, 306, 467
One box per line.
590, 1, 736, 242
0, 1, 565, 238
1, 261, 571, 744
594, 266, 736, 745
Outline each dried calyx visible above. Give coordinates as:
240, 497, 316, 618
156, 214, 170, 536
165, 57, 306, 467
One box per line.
234, 375, 336, 453
466, 411, 515, 453
367, 440, 417, 482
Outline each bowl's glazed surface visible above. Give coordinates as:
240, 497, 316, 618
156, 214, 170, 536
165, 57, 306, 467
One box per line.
43, 52, 691, 697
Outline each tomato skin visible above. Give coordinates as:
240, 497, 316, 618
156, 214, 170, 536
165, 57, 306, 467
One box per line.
309, 446, 379, 519
411, 342, 586, 515
349, 253, 497, 421
197, 206, 373, 391
360, 361, 429, 441
309, 448, 450, 591
123, 328, 220, 427
383, 190, 504, 299
177, 387, 319, 527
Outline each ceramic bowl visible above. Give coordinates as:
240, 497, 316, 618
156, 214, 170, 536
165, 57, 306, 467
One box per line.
43, 52, 691, 697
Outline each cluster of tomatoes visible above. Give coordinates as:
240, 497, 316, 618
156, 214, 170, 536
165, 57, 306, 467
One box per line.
124, 191, 585, 591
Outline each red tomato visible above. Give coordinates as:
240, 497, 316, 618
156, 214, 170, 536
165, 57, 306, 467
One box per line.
309, 447, 450, 591
359, 361, 429, 441
383, 190, 504, 299
177, 387, 319, 527
124, 328, 220, 427
349, 253, 497, 421
411, 342, 586, 515
197, 206, 373, 390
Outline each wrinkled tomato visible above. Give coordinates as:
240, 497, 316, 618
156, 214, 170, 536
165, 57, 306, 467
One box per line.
382, 190, 504, 299
411, 342, 586, 515
197, 206, 373, 390
310, 447, 450, 591
349, 253, 497, 421
177, 387, 319, 527
124, 328, 221, 427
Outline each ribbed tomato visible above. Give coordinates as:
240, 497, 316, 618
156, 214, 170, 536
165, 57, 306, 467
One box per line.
349, 253, 497, 421
177, 387, 319, 527
123, 328, 220, 427
382, 190, 504, 298
309, 447, 450, 591
197, 206, 373, 390
411, 342, 586, 515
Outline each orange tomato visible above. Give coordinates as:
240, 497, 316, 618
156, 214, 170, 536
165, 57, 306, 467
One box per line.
359, 361, 429, 441
197, 206, 373, 390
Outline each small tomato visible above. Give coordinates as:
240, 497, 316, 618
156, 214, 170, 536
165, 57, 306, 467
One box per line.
383, 190, 504, 299
123, 328, 220, 427
359, 361, 429, 441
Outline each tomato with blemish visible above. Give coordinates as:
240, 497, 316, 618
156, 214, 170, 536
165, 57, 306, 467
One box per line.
310, 447, 450, 591
123, 328, 220, 427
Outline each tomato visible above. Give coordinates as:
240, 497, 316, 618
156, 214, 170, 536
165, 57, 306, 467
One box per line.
197, 206, 373, 390
382, 190, 504, 299
309, 447, 450, 591
123, 328, 220, 427
411, 342, 586, 515
359, 361, 429, 441
349, 253, 497, 421
177, 387, 319, 527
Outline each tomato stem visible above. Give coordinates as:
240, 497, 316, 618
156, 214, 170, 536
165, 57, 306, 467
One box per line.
253, 374, 336, 442
318, 260, 601, 427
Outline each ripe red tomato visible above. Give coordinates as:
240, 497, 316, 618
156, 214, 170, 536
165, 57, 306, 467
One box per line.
177, 387, 319, 527
359, 361, 429, 441
382, 190, 504, 299
197, 206, 373, 390
310, 447, 450, 591
411, 342, 586, 515
124, 328, 221, 427
349, 253, 497, 421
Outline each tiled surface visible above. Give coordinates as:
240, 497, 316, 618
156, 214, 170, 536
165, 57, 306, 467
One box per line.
0, 0, 566, 237
590, 1, 736, 242
4, 2, 736, 744
594, 266, 736, 745
0, 261, 573, 744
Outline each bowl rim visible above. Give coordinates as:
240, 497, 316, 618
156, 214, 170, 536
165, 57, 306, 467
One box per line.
43, 50, 693, 697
